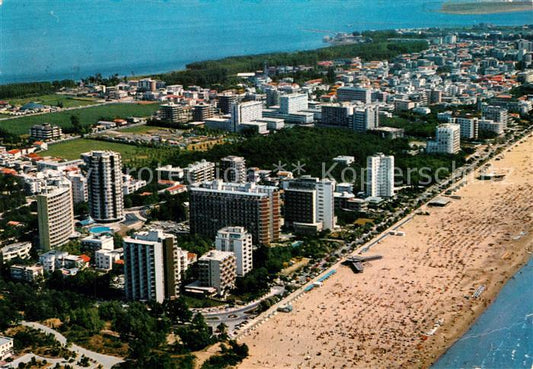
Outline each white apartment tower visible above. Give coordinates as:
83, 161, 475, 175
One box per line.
215, 226, 253, 277
352, 105, 380, 132
427, 123, 461, 154
82, 151, 124, 223
123, 230, 185, 303
231, 101, 263, 132
366, 153, 395, 198
67, 173, 88, 204
279, 93, 308, 114
37, 179, 75, 250
454, 117, 479, 139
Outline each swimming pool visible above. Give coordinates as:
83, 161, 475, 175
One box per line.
89, 226, 113, 234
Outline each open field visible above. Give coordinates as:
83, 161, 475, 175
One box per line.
7, 94, 100, 108
0, 103, 159, 135
116, 124, 161, 134
42, 138, 177, 166
441, 1, 533, 14
239, 134, 533, 368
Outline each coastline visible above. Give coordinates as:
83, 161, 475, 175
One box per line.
432, 256, 533, 367
238, 132, 533, 368
440, 2, 533, 15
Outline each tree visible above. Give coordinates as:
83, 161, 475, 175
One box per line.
70, 114, 83, 135
176, 314, 213, 351
163, 298, 192, 324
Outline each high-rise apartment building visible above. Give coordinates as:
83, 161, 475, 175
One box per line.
283, 176, 336, 231
37, 178, 75, 250
454, 117, 479, 139
279, 93, 308, 114
366, 153, 395, 198
336, 87, 372, 104
189, 180, 281, 245
198, 250, 237, 295
82, 151, 124, 223
192, 104, 215, 121
215, 226, 253, 277
218, 94, 238, 114
351, 105, 380, 132
160, 103, 192, 124
67, 173, 88, 204
230, 101, 263, 132
220, 156, 246, 183
482, 105, 508, 129
123, 230, 186, 303
427, 123, 461, 154
320, 104, 354, 127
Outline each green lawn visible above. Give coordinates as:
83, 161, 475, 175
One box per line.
0, 103, 160, 135
8, 94, 99, 108
43, 138, 178, 167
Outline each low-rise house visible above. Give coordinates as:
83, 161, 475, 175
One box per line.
0, 242, 32, 265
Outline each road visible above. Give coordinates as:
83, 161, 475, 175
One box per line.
194, 286, 285, 335
21, 321, 124, 369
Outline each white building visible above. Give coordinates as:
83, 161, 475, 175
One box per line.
479, 118, 504, 135
231, 101, 263, 132
67, 173, 88, 204
39, 250, 88, 272
82, 151, 124, 223
427, 123, 461, 154
366, 153, 395, 198
482, 105, 508, 129
123, 230, 185, 302
215, 226, 253, 277
279, 93, 308, 114
352, 105, 380, 132
184, 159, 215, 185
198, 250, 237, 295
37, 179, 75, 250
333, 155, 355, 166
337, 86, 371, 104
123, 174, 147, 195
283, 176, 336, 231
454, 117, 479, 139
95, 248, 123, 271
0, 337, 14, 361
81, 233, 114, 251
10, 264, 44, 282
0, 242, 32, 265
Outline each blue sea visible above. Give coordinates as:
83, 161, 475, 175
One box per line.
433, 257, 533, 369
1, 0, 533, 84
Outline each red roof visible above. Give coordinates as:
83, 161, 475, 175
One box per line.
1, 168, 18, 175
166, 184, 186, 192
79, 254, 91, 263
7, 149, 20, 154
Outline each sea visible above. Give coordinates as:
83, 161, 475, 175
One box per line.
1, 0, 533, 84
433, 257, 533, 369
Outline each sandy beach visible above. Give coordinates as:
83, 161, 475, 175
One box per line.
239, 134, 533, 369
